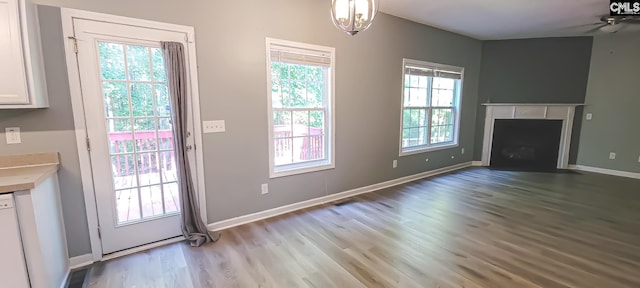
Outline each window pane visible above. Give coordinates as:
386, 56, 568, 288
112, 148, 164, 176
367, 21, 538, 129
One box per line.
420, 126, 428, 145
107, 119, 133, 154
406, 88, 427, 107
292, 81, 309, 107
271, 81, 283, 108
136, 152, 160, 185
432, 108, 453, 126
433, 77, 455, 90
116, 188, 140, 223
274, 138, 293, 166
131, 83, 155, 116
432, 88, 454, 107
403, 109, 411, 127
163, 182, 180, 214
444, 125, 453, 141
103, 81, 129, 117
430, 125, 453, 144
430, 126, 442, 144
310, 110, 325, 130
271, 63, 326, 109
140, 185, 164, 218
305, 135, 325, 161
292, 137, 306, 163
98, 42, 126, 80
409, 74, 419, 87
151, 48, 166, 82
126, 45, 152, 81
306, 80, 323, 108
112, 155, 137, 187
274, 111, 292, 137
154, 84, 170, 116
280, 81, 294, 107
293, 111, 309, 137
418, 75, 428, 87
402, 127, 424, 148
160, 151, 177, 182
408, 109, 426, 127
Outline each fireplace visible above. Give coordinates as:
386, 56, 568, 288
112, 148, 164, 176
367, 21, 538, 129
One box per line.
490, 119, 562, 171
481, 104, 583, 169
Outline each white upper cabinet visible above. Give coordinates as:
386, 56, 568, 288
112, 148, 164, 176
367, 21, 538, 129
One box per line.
0, 0, 47, 108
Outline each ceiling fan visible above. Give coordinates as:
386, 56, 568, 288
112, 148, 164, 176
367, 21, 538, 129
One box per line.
585, 15, 640, 33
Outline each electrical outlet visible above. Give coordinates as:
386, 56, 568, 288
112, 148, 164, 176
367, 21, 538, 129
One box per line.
451, 156, 455, 159
609, 152, 616, 160
425, 158, 429, 162
586, 113, 593, 120
5, 127, 21, 144
203, 120, 225, 133
261, 183, 269, 195
392, 160, 398, 168
461, 148, 465, 155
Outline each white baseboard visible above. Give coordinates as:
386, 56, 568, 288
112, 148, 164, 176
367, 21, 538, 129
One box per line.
207, 161, 472, 231
569, 165, 640, 180
69, 253, 94, 270
471, 161, 483, 167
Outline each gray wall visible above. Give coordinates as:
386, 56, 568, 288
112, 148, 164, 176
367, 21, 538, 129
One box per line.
577, 33, 640, 173
0, 1, 482, 257
473, 37, 593, 163
0, 7, 90, 257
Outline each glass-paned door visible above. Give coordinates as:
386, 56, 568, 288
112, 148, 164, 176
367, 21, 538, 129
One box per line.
73, 18, 194, 254
99, 42, 180, 225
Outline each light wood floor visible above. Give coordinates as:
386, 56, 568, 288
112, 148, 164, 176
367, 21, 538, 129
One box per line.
84, 168, 640, 288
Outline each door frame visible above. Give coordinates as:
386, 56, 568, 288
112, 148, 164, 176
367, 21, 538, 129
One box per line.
61, 8, 208, 261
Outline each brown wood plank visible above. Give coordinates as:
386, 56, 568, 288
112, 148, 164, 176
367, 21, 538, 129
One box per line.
85, 168, 640, 287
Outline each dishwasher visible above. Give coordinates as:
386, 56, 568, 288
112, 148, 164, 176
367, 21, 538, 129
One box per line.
0, 194, 30, 287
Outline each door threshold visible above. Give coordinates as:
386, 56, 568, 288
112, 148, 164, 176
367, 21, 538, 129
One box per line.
101, 236, 185, 261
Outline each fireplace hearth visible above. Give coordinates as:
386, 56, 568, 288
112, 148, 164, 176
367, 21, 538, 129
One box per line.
490, 119, 563, 171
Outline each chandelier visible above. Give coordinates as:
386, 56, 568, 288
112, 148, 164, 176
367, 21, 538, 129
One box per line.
331, 0, 379, 36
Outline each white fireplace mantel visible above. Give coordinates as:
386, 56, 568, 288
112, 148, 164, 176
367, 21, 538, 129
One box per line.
481, 103, 584, 169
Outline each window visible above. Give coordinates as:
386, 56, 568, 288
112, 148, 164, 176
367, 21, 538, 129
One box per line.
266, 38, 335, 178
400, 59, 463, 155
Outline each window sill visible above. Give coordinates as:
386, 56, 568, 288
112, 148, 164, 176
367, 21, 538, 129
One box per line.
400, 143, 459, 157
270, 161, 335, 178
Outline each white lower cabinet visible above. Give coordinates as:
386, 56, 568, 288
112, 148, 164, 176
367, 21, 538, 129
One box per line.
2, 173, 69, 288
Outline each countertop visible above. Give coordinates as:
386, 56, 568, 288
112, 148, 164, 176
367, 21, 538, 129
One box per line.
0, 153, 59, 194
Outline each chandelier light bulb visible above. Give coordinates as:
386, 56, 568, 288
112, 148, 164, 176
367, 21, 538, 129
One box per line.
331, 0, 379, 36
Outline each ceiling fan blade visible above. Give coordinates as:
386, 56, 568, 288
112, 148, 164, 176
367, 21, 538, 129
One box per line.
584, 24, 607, 34
623, 17, 640, 24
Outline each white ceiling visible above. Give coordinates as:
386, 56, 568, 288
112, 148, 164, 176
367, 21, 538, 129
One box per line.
379, 0, 640, 40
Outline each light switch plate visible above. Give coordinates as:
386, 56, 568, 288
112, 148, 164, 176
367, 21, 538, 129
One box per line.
5, 127, 21, 144
203, 120, 225, 133
586, 113, 593, 120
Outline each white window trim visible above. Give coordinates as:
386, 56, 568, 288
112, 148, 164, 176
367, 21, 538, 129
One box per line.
265, 38, 336, 178
398, 58, 464, 157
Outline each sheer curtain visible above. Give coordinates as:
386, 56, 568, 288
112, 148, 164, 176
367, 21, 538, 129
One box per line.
161, 41, 220, 247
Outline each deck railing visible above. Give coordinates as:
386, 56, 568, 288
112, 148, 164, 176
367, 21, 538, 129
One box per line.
109, 131, 174, 176
110, 126, 324, 176
274, 126, 324, 161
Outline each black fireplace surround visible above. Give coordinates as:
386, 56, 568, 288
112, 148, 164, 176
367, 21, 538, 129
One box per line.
490, 119, 563, 171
